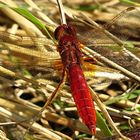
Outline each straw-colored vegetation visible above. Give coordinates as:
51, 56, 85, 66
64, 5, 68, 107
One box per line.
0, 0, 140, 140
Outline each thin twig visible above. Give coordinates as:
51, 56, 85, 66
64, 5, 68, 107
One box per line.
56, 0, 66, 24
90, 87, 131, 140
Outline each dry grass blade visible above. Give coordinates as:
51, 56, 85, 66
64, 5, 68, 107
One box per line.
90, 87, 131, 140
56, 0, 67, 24
24, 0, 58, 26
0, 98, 72, 140
0, 129, 9, 140
0, 0, 139, 140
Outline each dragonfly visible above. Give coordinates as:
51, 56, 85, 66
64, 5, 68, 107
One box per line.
0, 1, 140, 137
54, 24, 97, 134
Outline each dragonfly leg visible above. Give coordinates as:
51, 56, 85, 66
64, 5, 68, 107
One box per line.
22, 69, 67, 139
42, 69, 67, 109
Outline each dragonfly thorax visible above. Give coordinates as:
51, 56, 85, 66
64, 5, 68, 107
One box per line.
57, 34, 82, 69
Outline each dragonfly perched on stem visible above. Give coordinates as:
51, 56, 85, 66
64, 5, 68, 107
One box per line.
55, 8, 97, 136
0, 0, 140, 139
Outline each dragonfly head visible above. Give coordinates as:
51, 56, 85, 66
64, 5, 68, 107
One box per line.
54, 24, 76, 41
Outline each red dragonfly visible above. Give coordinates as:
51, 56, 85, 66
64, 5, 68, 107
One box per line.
0, 2, 140, 137
54, 24, 96, 134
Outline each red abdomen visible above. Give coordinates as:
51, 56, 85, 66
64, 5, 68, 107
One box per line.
68, 64, 96, 134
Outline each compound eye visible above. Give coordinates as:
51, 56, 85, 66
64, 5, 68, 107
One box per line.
54, 26, 63, 40
54, 24, 69, 40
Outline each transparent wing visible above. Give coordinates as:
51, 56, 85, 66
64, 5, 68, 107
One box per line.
71, 8, 140, 80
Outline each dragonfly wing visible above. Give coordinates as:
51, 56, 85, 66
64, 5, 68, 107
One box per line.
70, 8, 140, 80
